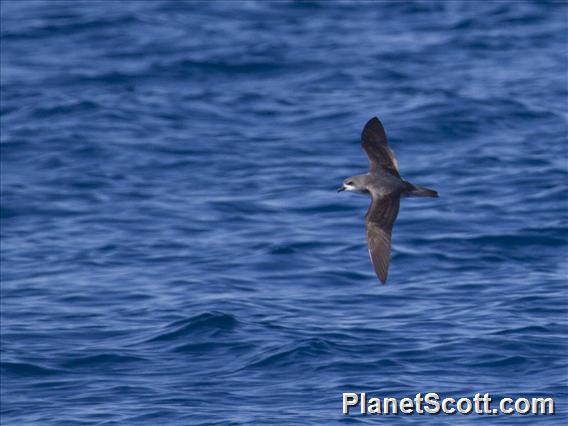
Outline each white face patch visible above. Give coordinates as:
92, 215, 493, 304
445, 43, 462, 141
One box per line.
343, 184, 356, 191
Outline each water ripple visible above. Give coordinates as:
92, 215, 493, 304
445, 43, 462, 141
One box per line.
1, 1, 567, 425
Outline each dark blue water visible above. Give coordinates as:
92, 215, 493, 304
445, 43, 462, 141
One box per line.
1, 1, 567, 424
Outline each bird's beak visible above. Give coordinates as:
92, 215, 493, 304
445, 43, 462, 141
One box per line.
337, 185, 345, 192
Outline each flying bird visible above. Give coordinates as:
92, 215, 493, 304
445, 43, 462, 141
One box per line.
338, 117, 438, 284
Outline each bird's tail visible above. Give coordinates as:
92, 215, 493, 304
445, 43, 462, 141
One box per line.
406, 184, 438, 198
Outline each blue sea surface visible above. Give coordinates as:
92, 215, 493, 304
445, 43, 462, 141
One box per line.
1, 1, 567, 424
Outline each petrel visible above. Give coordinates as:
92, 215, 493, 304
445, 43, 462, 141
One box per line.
338, 117, 438, 284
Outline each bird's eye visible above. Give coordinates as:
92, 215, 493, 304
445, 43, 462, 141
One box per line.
347, 181, 353, 185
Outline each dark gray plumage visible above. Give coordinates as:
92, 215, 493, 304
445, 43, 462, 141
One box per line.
338, 117, 438, 284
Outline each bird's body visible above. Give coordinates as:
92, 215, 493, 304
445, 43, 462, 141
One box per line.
338, 117, 438, 284
345, 171, 409, 196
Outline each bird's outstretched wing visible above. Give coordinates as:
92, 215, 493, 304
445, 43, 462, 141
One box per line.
361, 117, 400, 178
365, 193, 400, 283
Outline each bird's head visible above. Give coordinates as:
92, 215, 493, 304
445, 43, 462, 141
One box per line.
337, 175, 367, 193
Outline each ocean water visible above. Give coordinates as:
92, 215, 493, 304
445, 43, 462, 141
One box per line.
1, 1, 567, 424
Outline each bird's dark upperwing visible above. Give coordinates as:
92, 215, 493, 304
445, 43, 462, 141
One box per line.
365, 193, 400, 284
361, 117, 400, 178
